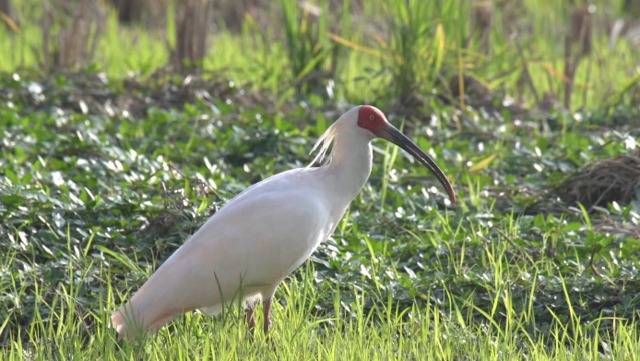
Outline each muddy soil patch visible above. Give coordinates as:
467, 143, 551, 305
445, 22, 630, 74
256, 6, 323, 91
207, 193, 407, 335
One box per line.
1, 70, 271, 118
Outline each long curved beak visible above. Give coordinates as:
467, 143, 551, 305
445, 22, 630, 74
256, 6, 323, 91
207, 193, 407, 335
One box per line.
379, 125, 456, 204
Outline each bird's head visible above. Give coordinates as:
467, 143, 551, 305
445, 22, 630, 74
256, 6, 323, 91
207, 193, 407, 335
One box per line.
356, 105, 456, 204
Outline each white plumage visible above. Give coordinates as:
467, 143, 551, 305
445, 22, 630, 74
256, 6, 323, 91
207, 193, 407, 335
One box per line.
111, 105, 455, 339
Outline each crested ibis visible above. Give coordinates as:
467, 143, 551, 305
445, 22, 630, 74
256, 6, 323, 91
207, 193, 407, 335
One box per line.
111, 105, 456, 339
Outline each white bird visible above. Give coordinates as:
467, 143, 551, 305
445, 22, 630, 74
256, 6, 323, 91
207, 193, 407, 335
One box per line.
111, 105, 456, 339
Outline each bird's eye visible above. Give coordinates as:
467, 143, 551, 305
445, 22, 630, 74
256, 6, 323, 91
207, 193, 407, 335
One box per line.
369, 114, 374, 121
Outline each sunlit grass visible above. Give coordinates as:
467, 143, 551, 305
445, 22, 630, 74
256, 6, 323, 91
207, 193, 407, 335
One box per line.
1, 97, 637, 358
1, 0, 639, 359
2, 249, 639, 360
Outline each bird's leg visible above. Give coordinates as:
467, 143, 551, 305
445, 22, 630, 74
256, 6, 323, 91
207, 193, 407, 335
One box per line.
245, 303, 256, 333
262, 297, 272, 334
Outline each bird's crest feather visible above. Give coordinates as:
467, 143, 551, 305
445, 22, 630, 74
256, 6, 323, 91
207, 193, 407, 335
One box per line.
308, 121, 339, 167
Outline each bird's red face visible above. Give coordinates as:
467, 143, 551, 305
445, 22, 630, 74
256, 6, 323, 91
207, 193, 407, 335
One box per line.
357, 105, 388, 137
356, 105, 457, 204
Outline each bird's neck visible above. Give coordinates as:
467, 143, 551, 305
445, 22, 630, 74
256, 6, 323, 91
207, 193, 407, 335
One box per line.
325, 132, 373, 202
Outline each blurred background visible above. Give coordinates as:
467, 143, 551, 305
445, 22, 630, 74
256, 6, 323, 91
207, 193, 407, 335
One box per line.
1, 0, 639, 110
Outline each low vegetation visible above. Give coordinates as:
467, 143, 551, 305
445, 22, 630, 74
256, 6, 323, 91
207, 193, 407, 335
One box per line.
1, 0, 639, 359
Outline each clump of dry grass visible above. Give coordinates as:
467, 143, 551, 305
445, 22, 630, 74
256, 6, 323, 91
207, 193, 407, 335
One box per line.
471, 0, 492, 52
0, 0, 19, 32
107, 0, 167, 28
41, 0, 105, 71
523, 153, 640, 217
213, 0, 273, 32
563, 4, 593, 108
556, 155, 640, 209
171, 0, 212, 72
531, 155, 640, 213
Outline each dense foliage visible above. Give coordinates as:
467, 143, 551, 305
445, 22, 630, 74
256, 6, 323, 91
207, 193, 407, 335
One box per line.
1, 72, 639, 359
1, 0, 640, 359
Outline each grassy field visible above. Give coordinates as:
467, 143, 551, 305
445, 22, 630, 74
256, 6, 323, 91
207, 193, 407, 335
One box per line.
1, 0, 640, 360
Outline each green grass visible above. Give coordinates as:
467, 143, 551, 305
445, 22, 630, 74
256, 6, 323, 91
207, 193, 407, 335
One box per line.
1, 0, 640, 359
1, 73, 639, 358
2, 265, 640, 360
